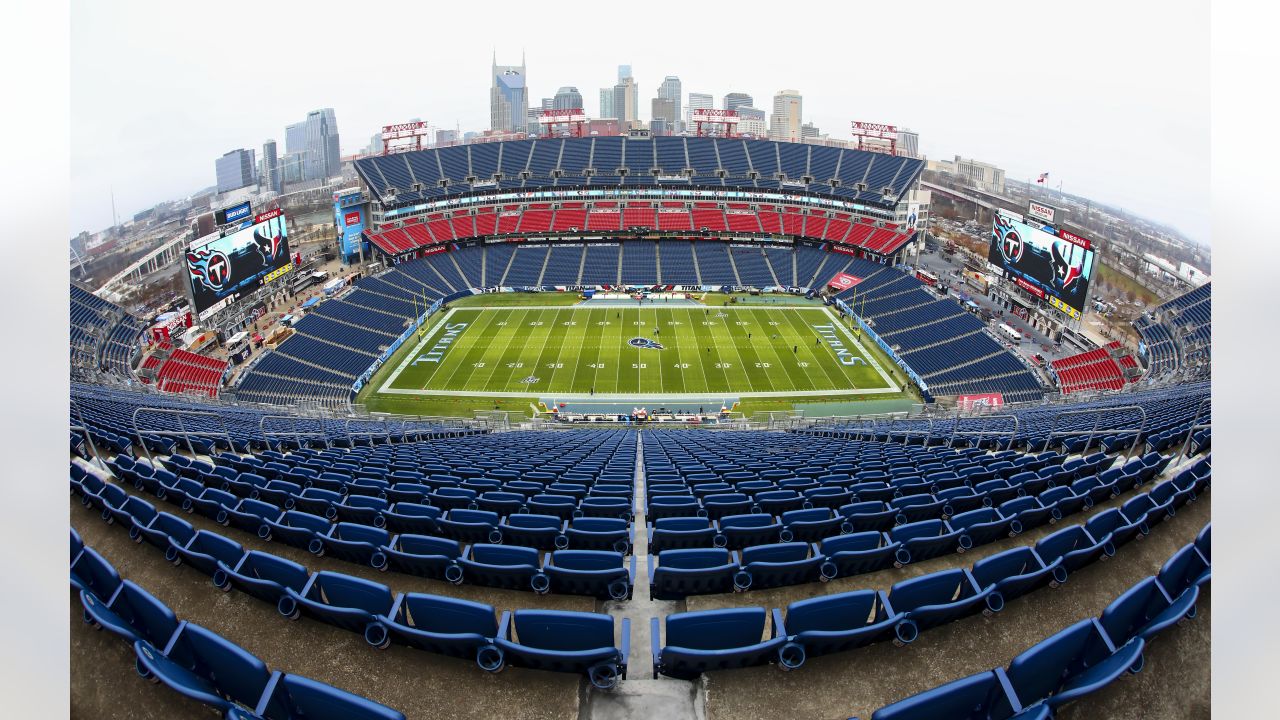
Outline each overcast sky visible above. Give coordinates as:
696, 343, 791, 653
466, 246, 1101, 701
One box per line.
71, 0, 1209, 243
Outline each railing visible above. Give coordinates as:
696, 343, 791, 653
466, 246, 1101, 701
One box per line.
944, 414, 1020, 451
1176, 396, 1212, 462
1040, 405, 1148, 459
259, 414, 332, 450
130, 407, 235, 462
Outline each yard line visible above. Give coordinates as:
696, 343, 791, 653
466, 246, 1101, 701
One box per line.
823, 307, 899, 391
680, 308, 712, 394
497, 307, 558, 390
468, 308, 530, 391
708, 308, 760, 392
774, 308, 847, 391
377, 308, 458, 393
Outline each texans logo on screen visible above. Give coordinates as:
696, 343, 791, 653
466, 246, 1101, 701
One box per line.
1050, 240, 1084, 292
253, 229, 284, 265
187, 249, 231, 291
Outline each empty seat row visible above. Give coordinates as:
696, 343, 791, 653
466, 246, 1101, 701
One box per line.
70, 534, 404, 719
650, 521, 1210, 688
642, 456, 1206, 599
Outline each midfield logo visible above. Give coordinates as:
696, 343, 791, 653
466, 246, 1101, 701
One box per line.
628, 337, 665, 350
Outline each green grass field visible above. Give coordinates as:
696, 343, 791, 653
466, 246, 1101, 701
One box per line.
373, 304, 897, 399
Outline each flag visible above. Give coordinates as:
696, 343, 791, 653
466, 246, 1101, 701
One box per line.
1036, 172, 1049, 184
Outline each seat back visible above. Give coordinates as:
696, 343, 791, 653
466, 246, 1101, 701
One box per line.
398, 593, 497, 636
469, 543, 540, 567
394, 534, 462, 558
550, 550, 623, 572
666, 607, 765, 651
785, 589, 882, 633
741, 542, 810, 564
311, 572, 394, 614
512, 610, 614, 652
658, 548, 732, 570
179, 622, 274, 707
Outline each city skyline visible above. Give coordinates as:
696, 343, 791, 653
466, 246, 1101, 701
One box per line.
70, 0, 1208, 244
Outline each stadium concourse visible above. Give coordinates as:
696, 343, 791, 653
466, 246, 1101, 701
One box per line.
69, 368, 1211, 718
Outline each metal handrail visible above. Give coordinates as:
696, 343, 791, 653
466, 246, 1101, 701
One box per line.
259, 414, 331, 451
946, 414, 1020, 451
342, 417, 392, 447
130, 407, 235, 462
1176, 396, 1212, 461
1040, 405, 1148, 459
69, 399, 102, 462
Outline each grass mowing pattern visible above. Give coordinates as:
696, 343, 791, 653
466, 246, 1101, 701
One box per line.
381, 305, 892, 397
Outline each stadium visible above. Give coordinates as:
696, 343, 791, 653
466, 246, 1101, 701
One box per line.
64, 81, 1218, 720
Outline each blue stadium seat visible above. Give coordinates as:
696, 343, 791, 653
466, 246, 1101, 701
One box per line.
735, 542, 825, 591
888, 569, 992, 644
376, 592, 500, 661
888, 519, 965, 566
652, 607, 786, 679
213, 550, 310, 606
492, 610, 629, 690
714, 513, 783, 550
133, 621, 276, 718
378, 534, 464, 583
949, 507, 1019, 548
772, 589, 901, 667
458, 543, 549, 593
259, 510, 331, 549
1099, 575, 1199, 646
997, 497, 1054, 535
779, 508, 851, 543
649, 517, 717, 553
311, 522, 390, 567
1035, 525, 1112, 576
1000, 618, 1144, 712
170, 530, 245, 579
970, 546, 1065, 614
870, 670, 1047, 720
649, 548, 740, 600
244, 672, 406, 720
382, 502, 441, 536
1084, 507, 1146, 549
564, 516, 632, 553
839, 501, 899, 533
70, 545, 121, 598
1156, 541, 1211, 597
500, 513, 569, 550
279, 571, 395, 645
544, 550, 634, 600
133, 511, 196, 553
439, 509, 504, 545
817, 531, 899, 579
79, 579, 179, 647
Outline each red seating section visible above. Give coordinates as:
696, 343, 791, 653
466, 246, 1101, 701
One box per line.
1050, 344, 1140, 395
155, 349, 228, 398
365, 201, 915, 259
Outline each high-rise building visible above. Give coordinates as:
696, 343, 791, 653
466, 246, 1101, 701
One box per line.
279, 152, 305, 184
284, 122, 306, 155
650, 97, 676, 136
553, 86, 583, 111
365, 132, 383, 156
686, 92, 713, 129
723, 92, 753, 111
736, 107, 767, 137
299, 108, 340, 182
618, 65, 632, 81
490, 53, 528, 133
540, 97, 554, 111
801, 122, 821, 140
769, 90, 802, 142
658, 76, 682, 133
215, 149, 256, 194
613, 77, 638, 125
261, 139, 280, 193
897, 128, 920, 159
599, 88, 615, 119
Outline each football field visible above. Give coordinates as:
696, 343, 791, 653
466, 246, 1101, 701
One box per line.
374, 304, 898, 399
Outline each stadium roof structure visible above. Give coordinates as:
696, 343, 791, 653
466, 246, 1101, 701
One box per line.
354, 136, 924, 211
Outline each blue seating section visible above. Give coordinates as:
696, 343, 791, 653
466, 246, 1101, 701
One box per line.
1133, 282, 1211, 380
651, 517, 1209, 704
70, 284, 145, 379
356, 137, 924, 211
72, 538, 405, 719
